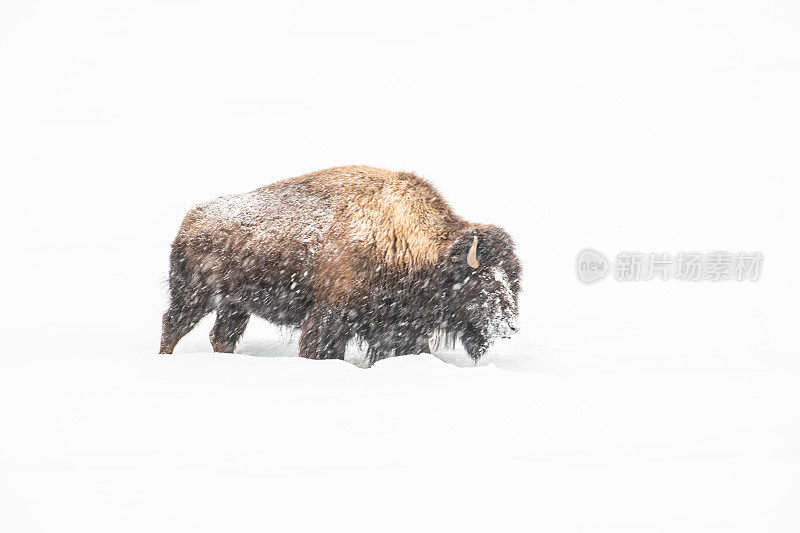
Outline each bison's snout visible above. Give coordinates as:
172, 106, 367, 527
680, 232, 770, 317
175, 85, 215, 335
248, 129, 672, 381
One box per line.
495, 317, 520, 339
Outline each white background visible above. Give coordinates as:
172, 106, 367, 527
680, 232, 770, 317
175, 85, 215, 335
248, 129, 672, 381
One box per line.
1, 1, 798, 531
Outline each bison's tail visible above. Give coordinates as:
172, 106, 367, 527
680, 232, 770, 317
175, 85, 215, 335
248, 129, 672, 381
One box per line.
167, 242, 189, 306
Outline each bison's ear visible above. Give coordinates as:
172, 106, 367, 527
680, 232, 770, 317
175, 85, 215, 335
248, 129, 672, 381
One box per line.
449, 229, 484, 272
467, 236, 480, 269
448, 225, 516, 272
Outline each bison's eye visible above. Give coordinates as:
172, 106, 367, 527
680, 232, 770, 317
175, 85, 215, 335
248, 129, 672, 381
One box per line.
489, 267, 513, 292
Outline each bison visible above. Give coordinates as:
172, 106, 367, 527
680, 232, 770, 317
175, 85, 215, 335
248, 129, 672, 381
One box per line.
160, 165, 521, 365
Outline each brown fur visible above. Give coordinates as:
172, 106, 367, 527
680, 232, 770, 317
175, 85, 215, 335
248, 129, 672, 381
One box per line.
160, 165, 521, 364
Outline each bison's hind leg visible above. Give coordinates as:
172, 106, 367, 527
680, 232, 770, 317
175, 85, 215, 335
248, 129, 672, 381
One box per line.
210, 302, 250, 353
159, 244, 214, 354
160, 300, 214, 354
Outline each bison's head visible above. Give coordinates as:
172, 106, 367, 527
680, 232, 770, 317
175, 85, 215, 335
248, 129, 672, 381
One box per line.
444, 225, 521, 362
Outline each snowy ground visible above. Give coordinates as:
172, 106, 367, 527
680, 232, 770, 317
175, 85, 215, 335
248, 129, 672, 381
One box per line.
2, 325, 799, 531
3, 1, 800, 531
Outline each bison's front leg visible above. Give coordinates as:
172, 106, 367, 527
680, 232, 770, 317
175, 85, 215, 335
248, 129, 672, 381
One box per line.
460, 324, 490, 364
299, 305, 352, 360
389, 334, 432, 357
412, 336, 432, 354
364, 332, 431, 367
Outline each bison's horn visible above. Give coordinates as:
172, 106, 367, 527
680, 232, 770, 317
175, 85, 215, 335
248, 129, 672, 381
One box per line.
467, 236, 480, 268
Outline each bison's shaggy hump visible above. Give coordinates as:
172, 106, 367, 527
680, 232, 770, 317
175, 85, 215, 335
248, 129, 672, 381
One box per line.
161, 165, 521, 365
179, 165, 466, 270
